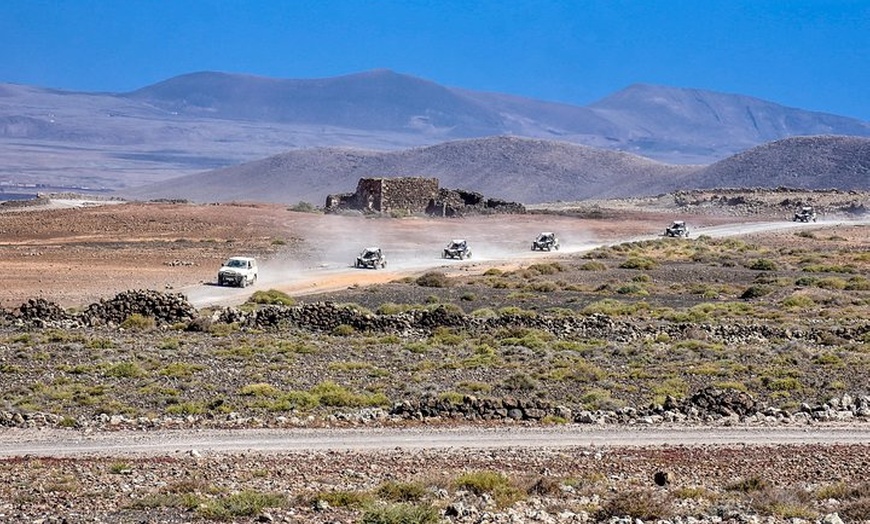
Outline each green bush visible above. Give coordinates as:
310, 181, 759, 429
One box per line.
596, 490, 672, 521
361, 503, 440, 524
781, 294, 815, 309
740, 285, 771, 299
376, 481, 428, 502
103, 361, 145, 378
246, 289, 295, 306
619, 257, 657, 270
817, 277, 847, 290
528, 262, 564, 275
240, 383, 280, 397
579, 261, 607, 271
121, 313, 156, 331
415, 271, 451, 288
288, 201, 319, 213
197, 490, 286, 519
747, 258, 778, 271
454, 471, 524, 507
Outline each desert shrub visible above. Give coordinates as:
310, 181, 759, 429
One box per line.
240, 383, 280, 397
619, 257, 657, 270
580, 388, 624, 410
121, 313, 155, 331
313, 490, 373, 508
103, 361, 145, 378
502, 372, 538, 391
794, 275, 819, 287
528, 262, 564, 275
803, 264, 856, 273
781, 294, 815, 309
726, 476, 770, 493
740, 285, 771, 299
579, 260, 606, 271
86, 337, 115, 349
415, 271, 451, 288
764, 377, 803, 392
361, 503, 440, 524
160, 362, 204, 378
376, 481, 428, 502
582, 299, 650, 316
376, 303, 411, 315
497, 306, 537, 317
332, 324, 355, 336
288, 201, 318, 213
750, 487, 816, 519
197, 490, 286, 519
846, 276, 870, 290
812, 352, 843, 366
747, 258, 778, 271
528, 281, 558, 292
470, 307, 497, 318
816, 277, 847, 290
246, 289, 295, 306
310, 381, 389, 408
596, 490, 672, 521
616, 284, 648, 296
454, 471, 524, 507
483, 267, 503, 276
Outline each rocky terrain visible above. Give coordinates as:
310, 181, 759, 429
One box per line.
0, 189, 867, 523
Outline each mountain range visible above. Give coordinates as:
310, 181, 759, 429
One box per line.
1, 69, 869, 202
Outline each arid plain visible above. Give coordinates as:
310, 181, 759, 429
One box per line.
0, 190, 868, 523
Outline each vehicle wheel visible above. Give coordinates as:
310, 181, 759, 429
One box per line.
555, 245, 560, 251
467, 252, 472, 258
531, 244, 536, 251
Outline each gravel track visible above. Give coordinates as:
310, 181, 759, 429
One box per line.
3, 425, 869, 458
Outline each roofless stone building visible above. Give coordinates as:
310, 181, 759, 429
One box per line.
325, 177, 525, 217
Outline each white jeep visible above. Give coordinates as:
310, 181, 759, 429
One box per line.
218, 256, 258, 287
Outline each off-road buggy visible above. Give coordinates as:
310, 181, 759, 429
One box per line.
355, 247, 387, 269
443, 239, 472, 260
218, 256, 258, 287
532, 232, 560, 251
793, 206, 817, 222
664, 221, 690, 237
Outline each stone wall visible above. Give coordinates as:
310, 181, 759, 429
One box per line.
325, 177, 525, 216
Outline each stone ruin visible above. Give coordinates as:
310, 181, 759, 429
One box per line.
325, 176, 525, 217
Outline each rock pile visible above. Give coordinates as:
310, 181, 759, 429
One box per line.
215, 302, 868, 349
2, 290, 196, 328
389, 389, 870, 426
81, 289, 196, 326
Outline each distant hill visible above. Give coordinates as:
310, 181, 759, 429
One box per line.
691, 135, 870, 190
122, 136, 698, 204
2, 69, 870, 195
128, 70, 870, 164
124, 135, 870, 205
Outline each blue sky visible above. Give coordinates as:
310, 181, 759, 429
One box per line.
2, 0, 868, 120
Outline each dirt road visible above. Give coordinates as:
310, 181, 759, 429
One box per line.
183, 216, 869, 308
2, 425, 868, 457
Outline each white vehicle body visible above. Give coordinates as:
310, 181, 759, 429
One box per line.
218, 256, 258, 287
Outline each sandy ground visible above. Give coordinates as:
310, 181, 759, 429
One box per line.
2, 198, 855, 310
